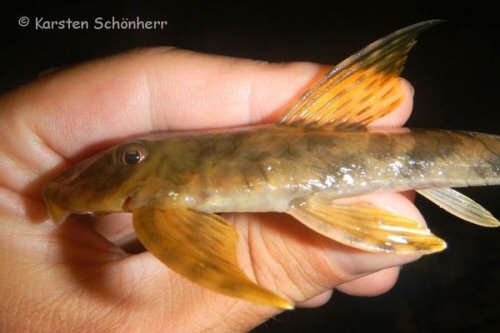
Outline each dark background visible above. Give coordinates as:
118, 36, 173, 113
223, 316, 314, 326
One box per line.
1, 1, 498, 332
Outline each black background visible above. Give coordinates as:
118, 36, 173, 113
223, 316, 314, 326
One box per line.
1, 1, 498, 332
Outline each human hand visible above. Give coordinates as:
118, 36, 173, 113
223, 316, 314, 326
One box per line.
0, 48, 421, 332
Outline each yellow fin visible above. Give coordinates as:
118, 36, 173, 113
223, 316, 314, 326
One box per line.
288, 197, 446, 254
417, 188, 500, 227
279, 20, 442, 128
132, 205, 293, 309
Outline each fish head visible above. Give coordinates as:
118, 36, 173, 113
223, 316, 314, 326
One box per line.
43, 140, 153, 223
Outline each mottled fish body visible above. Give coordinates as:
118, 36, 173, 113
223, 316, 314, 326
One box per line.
123, 127, 498, 214
43, 21, 499, 309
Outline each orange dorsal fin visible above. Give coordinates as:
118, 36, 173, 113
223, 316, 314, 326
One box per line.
279, 20, 442, 129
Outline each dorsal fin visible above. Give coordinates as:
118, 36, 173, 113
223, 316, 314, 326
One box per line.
279, 20, 443, 128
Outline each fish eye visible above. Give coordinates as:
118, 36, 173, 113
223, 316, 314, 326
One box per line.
120, 144, 148, 165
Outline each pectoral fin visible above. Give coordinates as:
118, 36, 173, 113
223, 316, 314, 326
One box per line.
132, 204, 293, 309
417, 188, 499, 227
288, 197, 446, 254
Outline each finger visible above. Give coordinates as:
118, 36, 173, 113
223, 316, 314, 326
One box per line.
296, 289, 333, 308
0, 48, 414, 198
335, 266, 401, 296
295, 266, 401, 307
1, 49, 320, 161
369, 78, 414, 128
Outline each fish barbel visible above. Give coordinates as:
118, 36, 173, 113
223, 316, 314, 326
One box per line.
43, 20, 499, 309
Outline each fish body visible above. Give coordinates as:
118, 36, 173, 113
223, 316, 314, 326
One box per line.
51, 127, 498, 213
43, 21, 499, 309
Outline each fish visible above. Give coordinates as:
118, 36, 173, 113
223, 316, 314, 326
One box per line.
43, 20, 499, 310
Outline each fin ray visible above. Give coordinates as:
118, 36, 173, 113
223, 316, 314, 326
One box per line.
279, 20, 442, 128
417, 188, 499, 227
288, 198, 446, 254
132, 204, 293, 309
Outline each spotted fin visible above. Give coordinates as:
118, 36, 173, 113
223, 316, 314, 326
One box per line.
417, 188, 500, 227
288, 197, 446, 254
279, 20, 442, 128
132, 204, 293, 309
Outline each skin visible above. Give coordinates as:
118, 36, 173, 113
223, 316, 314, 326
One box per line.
0, 48, 422, 332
